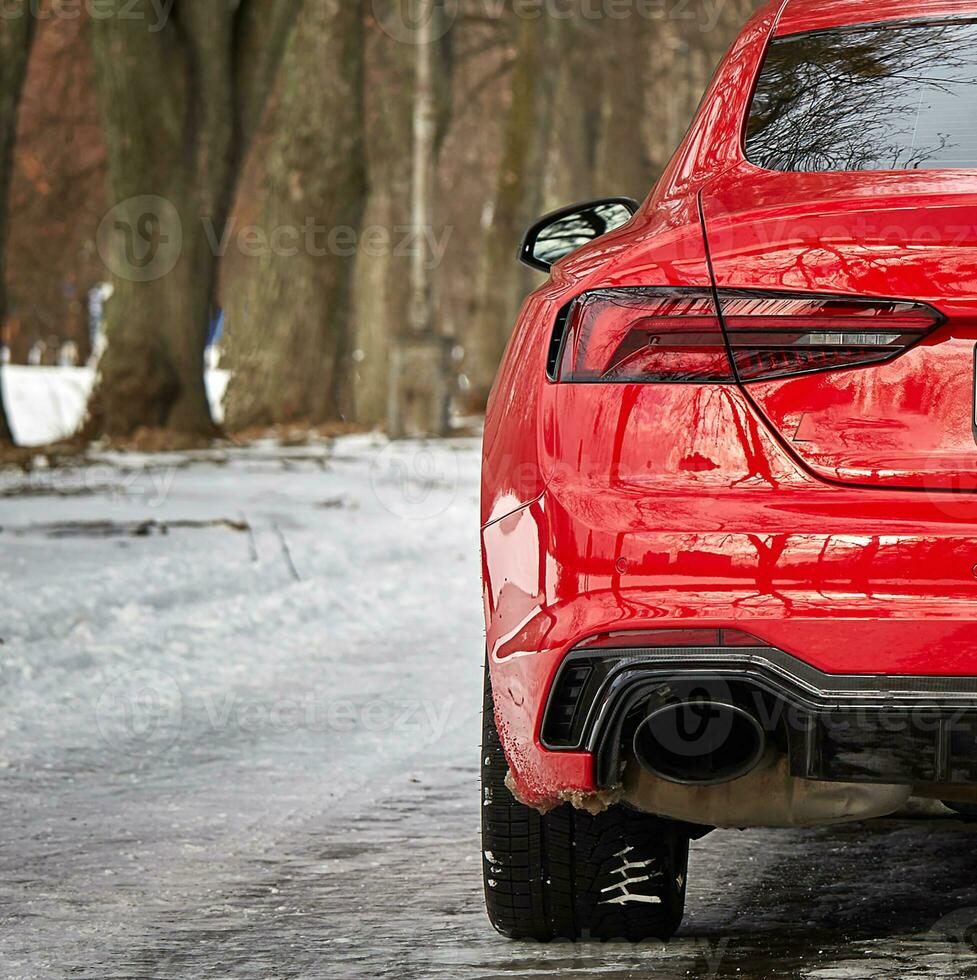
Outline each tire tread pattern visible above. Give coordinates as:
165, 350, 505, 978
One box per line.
481, 662, 688, 941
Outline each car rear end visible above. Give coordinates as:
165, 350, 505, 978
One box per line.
482, 0, 977, 941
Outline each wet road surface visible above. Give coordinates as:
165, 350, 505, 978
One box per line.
2, 441, 977, 978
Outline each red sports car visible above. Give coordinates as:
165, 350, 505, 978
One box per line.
481, 0, 977, 942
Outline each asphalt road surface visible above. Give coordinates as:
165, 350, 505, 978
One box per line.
2, 440, 977, 979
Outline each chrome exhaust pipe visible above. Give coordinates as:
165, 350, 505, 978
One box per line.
632, 694, 767, 787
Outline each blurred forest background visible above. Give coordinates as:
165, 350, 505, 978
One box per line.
0, 0, 760, 449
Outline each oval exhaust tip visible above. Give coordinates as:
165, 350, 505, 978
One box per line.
632, 699, 767, 787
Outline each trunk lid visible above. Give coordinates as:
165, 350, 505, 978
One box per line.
701, 168, 977, 492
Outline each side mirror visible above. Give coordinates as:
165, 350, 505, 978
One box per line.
519, 197, 640, 273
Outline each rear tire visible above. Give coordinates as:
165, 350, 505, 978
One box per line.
481, 661, 690, 941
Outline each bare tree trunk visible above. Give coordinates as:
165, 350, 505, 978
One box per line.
388, 0, 451, 438
545, 9, 651, 217
351, 0, 453, 429
543, 18, 599, 209
591, 19, 653, 201
222, 0, 368, 430
410, 0, 437, 339
85, 0, 299, 441
349, 8, 410, 428
0, 3, 36, 447
467, 12, 560, 407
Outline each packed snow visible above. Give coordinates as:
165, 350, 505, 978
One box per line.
2, 404, 977, 974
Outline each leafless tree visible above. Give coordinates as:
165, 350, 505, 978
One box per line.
0, 1, 37, 446
85, 0, 301, 440
222, 0, 368, 430
388, 0, 454, 437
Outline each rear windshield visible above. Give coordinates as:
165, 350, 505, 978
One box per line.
746, 20, 977, 172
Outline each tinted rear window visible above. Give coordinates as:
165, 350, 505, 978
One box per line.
746, 20, 977, 172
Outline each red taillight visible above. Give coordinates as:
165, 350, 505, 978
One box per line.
554, 288, 941, 383
718, 294, 941, 381
557, 289, 732, 383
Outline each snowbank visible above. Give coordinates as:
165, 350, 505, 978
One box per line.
3, 365, 230, 446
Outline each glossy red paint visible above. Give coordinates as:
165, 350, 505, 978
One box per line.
776, 0, 977, 37
481, 0, 977, 808
702, 172, 977, 491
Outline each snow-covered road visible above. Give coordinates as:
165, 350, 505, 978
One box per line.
2, 438, 977, 978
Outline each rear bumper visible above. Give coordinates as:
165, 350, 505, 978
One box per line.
545, 644, 977, 790
482, 380, 977, 809
482, 484, 977, 809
